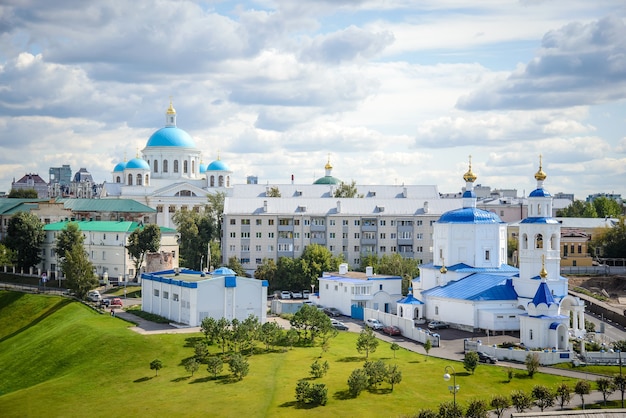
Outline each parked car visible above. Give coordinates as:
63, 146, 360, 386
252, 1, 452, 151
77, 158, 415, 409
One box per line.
382, 325, 402, 336
302, 290, 310, 299
331, 319, 349, 331
280, 291, 291, 299
87, 290, 101, 302
365, 318, 384, 330
477, 352, 498, 364
323, 307, 341, 317
99, 299, 111, 308
110, 298, 123, 307
428, 321, 449, 330
291, 290, 303, 299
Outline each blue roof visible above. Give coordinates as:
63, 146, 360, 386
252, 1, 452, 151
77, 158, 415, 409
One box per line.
146, 126, 196, 147
397, 294, 424, 305
462, 190, 476, 198
422, 274, 518, 301
438, 207, 503, 224
321, 274, 400, 283
420, 263, 518, 275
126, 157, 150, 170
531, 281, 556, 306
529, 188, 551, 197
549, 322, 562, 330
207, 160, 230, 171
213, 267, 236, 275
199, 163, 208, 173
113, 161, 127, 172
520, 217, 560, 224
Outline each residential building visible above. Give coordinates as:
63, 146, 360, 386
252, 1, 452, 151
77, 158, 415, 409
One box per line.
11, 173, 48, 198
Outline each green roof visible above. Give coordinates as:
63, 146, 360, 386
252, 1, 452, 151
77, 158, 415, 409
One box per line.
43, 220, 176, 234
57, 198, 156, 213
313, 176, 342, 185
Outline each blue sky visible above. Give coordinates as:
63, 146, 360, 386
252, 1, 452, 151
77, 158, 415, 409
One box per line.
0, 0, 625, 199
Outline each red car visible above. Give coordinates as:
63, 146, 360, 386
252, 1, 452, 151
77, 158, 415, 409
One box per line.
382, 325, 401, 336
110, 298, 123, 307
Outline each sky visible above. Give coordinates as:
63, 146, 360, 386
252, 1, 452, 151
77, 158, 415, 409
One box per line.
1, 0, 625, 200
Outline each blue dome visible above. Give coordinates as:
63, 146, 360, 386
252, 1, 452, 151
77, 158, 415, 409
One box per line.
126, 157, 150, 170
146, 126, 196, 148
529, 188, 551, 197
199, 163, 208, 173
207, 160, 230, 171
520, 217, 560, 224
438, 207, 503, 224
113, 161, 127, 172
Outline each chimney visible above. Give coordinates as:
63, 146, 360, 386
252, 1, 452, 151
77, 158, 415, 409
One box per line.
337, 200, 341, 213
403, 187, 407, 198
339, 263, 348, 275
263, 200, 268, 213
365, 266, 374, 276
423, 201, 429, 213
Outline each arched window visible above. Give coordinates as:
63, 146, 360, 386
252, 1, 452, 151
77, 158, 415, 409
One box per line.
136, 174, 142, 185
536, 234, 543, 249
219, 175, 224, 187
210, 176, 215, 187
522, 234, 528, 250
530, 329, 533, 340
537, 203, 542, 216
183, 160, 188, 174
128, 174, 133, 185
163, 160, 168, 173
191, 161, 195, 173
116, 176, 121, 183
174, 160, 179, 173
154, 160, 158, 173
145, 174, 149, 185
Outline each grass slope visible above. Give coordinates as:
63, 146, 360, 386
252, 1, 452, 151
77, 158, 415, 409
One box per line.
0, 291, 581, 417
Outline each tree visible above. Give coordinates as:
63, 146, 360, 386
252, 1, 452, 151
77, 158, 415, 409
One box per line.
183, 358, 199, 377
201, 317, 218, 344
8, 188, 38, 198
555, 382, 572, 410
592, 217, 626, 258
206, 356, 223, 379
228, 353, 249, 381
206, 191, 225, 245
510, 390, 533, 413
574, 380, 591, 409
465, 398, 488, 418
525, 353, 540, 378
4, 212, 45, 270
614, 374, 626, 408
172, 208, 216, 269
592, 196, 622, 218
310, 360, 329, 378
415, 409, 437, 418
423, 339, 432, 359
54, 222, 83, 268
531, 385, 555, 411
377, 253, 420, 287
150, 359, 163, 376
295, 380, 327, 406
390, 342, 400, 358
438, 400, 463, 418
259, 321, 283, 351
254, 258, 278, 290
62, 243, 97, 299
356, 327, 379, 358
0, 243, 15, 265
596, 377, 614, 405
347, 368, 368, 397
298, 244, 343, 291
215, 317, 231, 354
126, 224, 161, 279
363, 360, 387, 388
463, 351, 479, 374
490, 394, 510, 418
194, 341, 209, 361
266, 186, 281, 197
333, 180, 363, 198
386, 363, 402, 391
209, 241, 221, 271
227, 256, 246, 277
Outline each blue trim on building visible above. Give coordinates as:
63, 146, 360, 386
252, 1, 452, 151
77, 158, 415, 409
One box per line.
225, 276, 237, 287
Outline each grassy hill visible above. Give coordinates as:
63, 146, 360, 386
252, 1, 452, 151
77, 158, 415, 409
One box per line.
0, 290, 580, 417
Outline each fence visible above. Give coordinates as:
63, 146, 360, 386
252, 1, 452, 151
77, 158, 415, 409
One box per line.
464, 340, 573, 365
363, 307, 440, 347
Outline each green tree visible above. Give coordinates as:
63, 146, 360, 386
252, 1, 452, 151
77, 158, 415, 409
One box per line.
206, 356, 223, 379
259, 321, 283, 351
209, 241, 221, 271
8, 188, 38, 198
150, 359, 163, 376
510, 390, 533, 413
126, 224, 161, 279
284, 328, 298, 350
266, 186, 281, 197
490, 394, 510, 418
438, 400, 463, 418
0, 243, 15, 265
592, 217, 626, 258
415, 409, 437, 418
613, 374, 626, 408
254, 258, 278, 290
54, 222, 83, 269
183, 358, 199, 376
215, 317, 231, 354
227, 256, 247, 277
298, 244, 342, 291
206, 191, 225, 245
390, 342, 400, 358
423, 339, 432, 359
356, 327, 379, 358
347, 368, 368, 397
62, 244, 97, 299
290, 304, 333, 344
377, 253, 420, 286
310, 360, 329, 378
465, 398, 488, 418
592, 196, 622, 218
574, 380, 591, 409
531, 385, 555, 411
201, 316, 218, 344
363, 360, 387, 388
228, 353, 249, 381
194, 341, 209, 361
333, 180, 363, 198
172, 208, 215, 269
386, 363, 402, 391
295, 380, 327, 406
596, 377, 614, 405
525, 353, 540, 378
555, 382, 572, 410
4, 212, 45, 270
463, 351, 479, 374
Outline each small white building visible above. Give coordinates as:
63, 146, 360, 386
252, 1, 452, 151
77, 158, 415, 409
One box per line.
318, 264, 402, 317
141, 267, 268, 326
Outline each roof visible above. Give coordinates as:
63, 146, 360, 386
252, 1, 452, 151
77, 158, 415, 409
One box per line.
43, 220, 176, 233
126, 157, 150, 170
438, 207, 504, 224
57, 198, 156, 213
314, 175, 342, 185
531, 281, 557, 306
420, 263, 519, 275
422, 274, 518, 301
529, 188, 551, 197
320, 272, 401, 283
146, 126, 196, 148
206, 160, 230, 171
141, 268, 268, 287
397, 294, 424, 304
229, 184, 441, 199
520, 217, 560, 224
113, 161, 127, 172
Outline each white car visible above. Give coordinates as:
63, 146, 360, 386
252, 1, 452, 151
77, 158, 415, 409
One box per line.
365, 318, 383, 330
87, 290, 102, 302
280, 291, 291, 299
291, 291, 303, 299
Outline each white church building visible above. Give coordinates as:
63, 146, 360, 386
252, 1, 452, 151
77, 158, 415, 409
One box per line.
403, 157, 585, 350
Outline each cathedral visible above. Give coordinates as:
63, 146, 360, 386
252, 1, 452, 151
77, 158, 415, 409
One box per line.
404, 157, 585, 349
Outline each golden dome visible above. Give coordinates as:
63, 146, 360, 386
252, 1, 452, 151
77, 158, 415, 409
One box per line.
534, 155, 547, 181
463, 155, 477, 183
166, 98, 176, 115
539, 255, 548, 279
325, 154, 333, 170
440, 257, 448, 274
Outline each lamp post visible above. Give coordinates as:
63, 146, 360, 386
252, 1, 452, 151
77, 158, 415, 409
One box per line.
617, 349, 622, 376
443, 365, 459, 408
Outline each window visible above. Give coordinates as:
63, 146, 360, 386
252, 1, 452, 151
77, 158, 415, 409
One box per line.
313, 218, 325, 226
416, 220, 423, 226
268, 219, 274, 225
354, 246, 360, 252
391, 233, 397, 239
163, 160, 168, 173
530, 330, 533, 340
173, 293, 179, 302
241, 232, 250, 238
256, 232, 262, 238
342, 233, 348, 239
279, 218, 290, 225
380, 220, 386, 226
229, 245, 236, 251
342, 220, 348, 226
391, 246, 396, 252
485, 250, 490, 261
230, 232, 236, 238
183, 160, 188, 174
390, 220, 395, 226
380, 233, 386, 239
435, 306, 439, 315
268, 245, 274, 251
278, 243, 292, 252
354, 220, 360, 226
154, 289, 160, 297
379, 284, 383, 290
578, 244, 582, 254
380, 246, 386, 252
163, 291, 169, 299
363, 232, 375, 239
329, 245, 335, 251
255, 258, 262, 264
256, 219, 262, 225
294, 232, 300, 238
154, 160, 159, 173
268, 232, 274, 238
399, 231, 412, 239
416, 233, 423, 240
305, 232, 310, 238
242, 219, 250, 225
304, 219, 310, 225
294, 219, 300, 226
255, 245, 261, 251
230, 219, 236, 225
329, 232, 336, 239
241, 244, 250, 251
173, 160, 179, 173
329, 220, 335, 226
354, 233, 360, 239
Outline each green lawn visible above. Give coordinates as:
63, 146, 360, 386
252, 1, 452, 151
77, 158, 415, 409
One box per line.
0, 290, 585, 417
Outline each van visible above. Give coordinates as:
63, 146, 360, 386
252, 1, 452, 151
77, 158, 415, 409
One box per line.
87, 290, 101, 302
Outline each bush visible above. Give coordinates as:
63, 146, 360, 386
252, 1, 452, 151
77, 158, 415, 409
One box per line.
347, 368, 368, 397
310, 360, 329, 378
295, 380, 327, 406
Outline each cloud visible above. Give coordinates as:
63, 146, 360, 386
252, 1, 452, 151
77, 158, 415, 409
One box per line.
457, 16, 626, 111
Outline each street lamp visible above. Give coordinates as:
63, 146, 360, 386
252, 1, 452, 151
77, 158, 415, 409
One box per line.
443, 365, 460, 407
617, 349, 622, 375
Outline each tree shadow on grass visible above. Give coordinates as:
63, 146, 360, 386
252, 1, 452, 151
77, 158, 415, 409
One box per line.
184, 336, 204, 348
408, 360, 423, 364
171, 376, 191, 382
337, 356, 365, 363
133, 376, 153, 383
333, 389, 355, 400
278, 400, 298, 408
368, 387, 392, 395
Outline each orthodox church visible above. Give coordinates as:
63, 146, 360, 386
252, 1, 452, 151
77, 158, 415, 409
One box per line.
402, 157, 585, 350
101, 101, 233, 227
